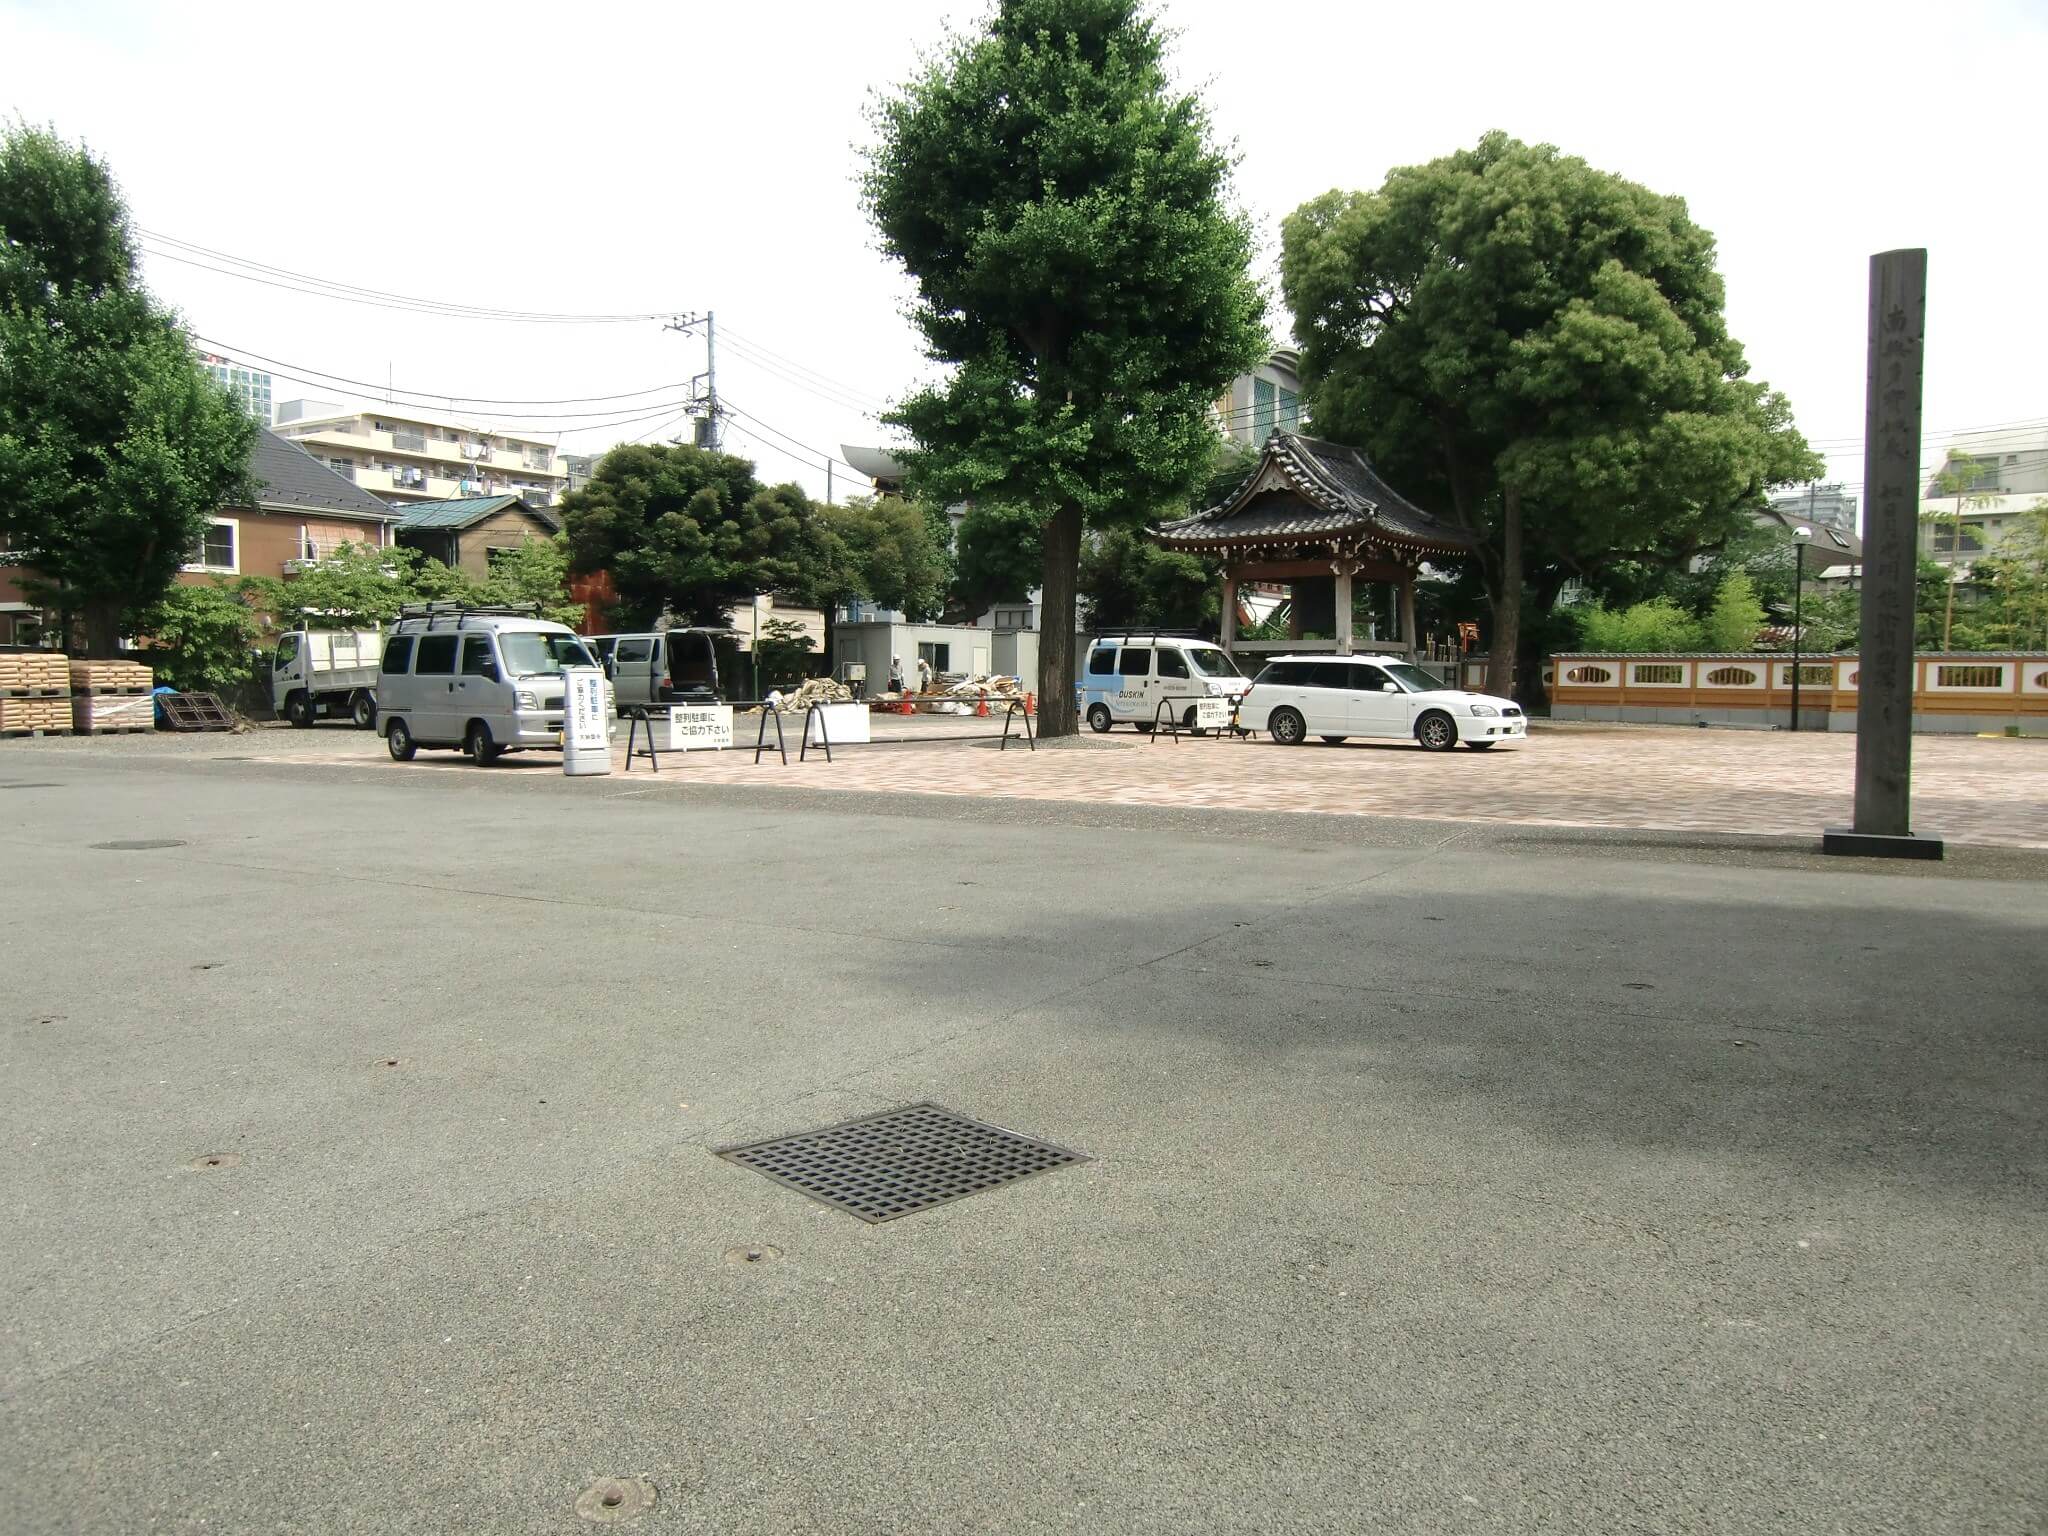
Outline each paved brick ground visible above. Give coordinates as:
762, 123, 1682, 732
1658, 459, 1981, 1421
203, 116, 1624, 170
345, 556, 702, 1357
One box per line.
151, 717, 2048, 849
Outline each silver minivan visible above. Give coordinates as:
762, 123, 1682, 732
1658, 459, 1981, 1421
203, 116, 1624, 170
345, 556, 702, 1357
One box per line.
378, 603, 608, 765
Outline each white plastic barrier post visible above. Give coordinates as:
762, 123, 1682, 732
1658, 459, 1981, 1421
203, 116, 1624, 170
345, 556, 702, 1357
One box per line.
561, 667, 613, 776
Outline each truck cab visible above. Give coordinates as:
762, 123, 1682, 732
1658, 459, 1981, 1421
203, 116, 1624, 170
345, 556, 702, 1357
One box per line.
272, 628, 382, 729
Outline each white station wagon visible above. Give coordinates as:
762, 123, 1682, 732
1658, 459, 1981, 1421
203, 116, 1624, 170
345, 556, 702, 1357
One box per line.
1239, 654, 1525, 751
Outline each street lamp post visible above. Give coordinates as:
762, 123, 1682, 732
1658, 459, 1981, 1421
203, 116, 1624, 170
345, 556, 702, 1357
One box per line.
1791, 525, 1812, 733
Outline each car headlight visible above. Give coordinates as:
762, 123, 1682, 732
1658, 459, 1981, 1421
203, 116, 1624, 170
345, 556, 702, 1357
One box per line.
1467, 702, 1499, 716
516, 689, 539, 710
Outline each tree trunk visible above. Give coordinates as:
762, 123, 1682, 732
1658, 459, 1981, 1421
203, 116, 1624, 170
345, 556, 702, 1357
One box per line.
1485, 485, 1522, 698
83, 598, 125, 660
1036, 504, 1084, 737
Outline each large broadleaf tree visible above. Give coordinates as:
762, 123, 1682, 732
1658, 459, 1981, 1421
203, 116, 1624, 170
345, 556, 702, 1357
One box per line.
863, 0, 1266, 734
0, 125, 255, 656
558, 442, 816, 628
1280, 132, 1818, 696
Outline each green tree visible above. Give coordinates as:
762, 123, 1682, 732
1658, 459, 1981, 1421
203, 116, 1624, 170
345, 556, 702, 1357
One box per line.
1701, 571, 1766, 651
818, 498, 951, 621
243, 541, 427, 630
1572, 596, 1702, 653
1924, 452, 1998, 649
863, 0, 1267, 734
952, 502, 1047, 621
478, 534, 584, 626
755, 616, 818, 690
0, 125, 257, 656
1280, 132, 1817, 699
558, 442, 814, 627
1077, 528, 1219, 631
134, 581, 261, 694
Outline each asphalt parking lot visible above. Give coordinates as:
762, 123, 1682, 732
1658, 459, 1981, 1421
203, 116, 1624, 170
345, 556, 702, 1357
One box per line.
1, 740, 2043, 1533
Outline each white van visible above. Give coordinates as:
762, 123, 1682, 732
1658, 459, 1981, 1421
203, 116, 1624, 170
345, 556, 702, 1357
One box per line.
587, 628, 723, 713
1076, 633, 1248, 733
377, 603, 610, 765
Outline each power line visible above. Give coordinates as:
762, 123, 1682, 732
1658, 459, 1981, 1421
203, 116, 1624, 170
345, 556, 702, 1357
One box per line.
720, 400, 873, 478
140, 230, 672, 324
718, 325, 890, 408
193, 340, 694, 423
719, 334, 888, 416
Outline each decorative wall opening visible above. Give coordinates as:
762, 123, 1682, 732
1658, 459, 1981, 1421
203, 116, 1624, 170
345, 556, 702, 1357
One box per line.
1564, 664, 1615, 685
1934, 664, 2006, 689
1629, 663, 1686, 686
1703, 666, 1760, 687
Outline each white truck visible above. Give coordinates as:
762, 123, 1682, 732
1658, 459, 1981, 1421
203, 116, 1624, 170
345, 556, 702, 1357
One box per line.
272, 628, 382, 728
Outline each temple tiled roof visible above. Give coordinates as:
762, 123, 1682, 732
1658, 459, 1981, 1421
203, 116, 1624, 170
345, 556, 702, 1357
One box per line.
1157, 433, 1472, 556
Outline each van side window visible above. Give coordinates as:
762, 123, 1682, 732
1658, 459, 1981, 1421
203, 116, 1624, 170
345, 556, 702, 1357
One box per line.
617, 637, 652, 663
461, 636, 497, 676
1088, 648, 1118, 676
1312, 663, 1362, 689
1118, 648, 1152, 676
1349, 665, 1390, 691
1256, 661, 1306, 686
415, 635, 458, 675
380, 636, 414, 674
1157, 649, 1190, 679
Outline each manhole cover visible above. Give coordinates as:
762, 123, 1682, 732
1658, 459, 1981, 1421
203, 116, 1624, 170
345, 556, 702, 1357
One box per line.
718, 1102, 1087, 1224
575, 1478, 656, 1523
187, 1153, 242, 1171
90, 839, 186, 851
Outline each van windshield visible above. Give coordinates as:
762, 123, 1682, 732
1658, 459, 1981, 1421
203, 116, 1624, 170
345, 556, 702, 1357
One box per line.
499, 632, 595, 677
1185, 647, 1243, 679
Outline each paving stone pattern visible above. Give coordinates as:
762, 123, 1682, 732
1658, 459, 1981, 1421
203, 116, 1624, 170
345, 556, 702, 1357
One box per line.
242, 722, 2048, 849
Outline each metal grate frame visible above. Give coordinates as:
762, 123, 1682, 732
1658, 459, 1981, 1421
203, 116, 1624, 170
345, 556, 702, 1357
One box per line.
717, 1102, 1088, 1224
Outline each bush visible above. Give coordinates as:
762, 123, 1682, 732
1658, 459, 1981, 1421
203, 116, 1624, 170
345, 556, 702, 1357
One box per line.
1701, 572, 1766, 651
1573, 597, 1703, 653
134, 581, 261, 693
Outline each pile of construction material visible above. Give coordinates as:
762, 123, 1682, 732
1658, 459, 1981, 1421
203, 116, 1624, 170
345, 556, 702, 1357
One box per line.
739, 677, 855, 714
869, 673, 1029, 715
70, 659, 155, 735
0, 652, 72, 737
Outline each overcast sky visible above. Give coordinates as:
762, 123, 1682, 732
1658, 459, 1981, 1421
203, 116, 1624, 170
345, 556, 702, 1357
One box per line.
4, 0, 2043, 509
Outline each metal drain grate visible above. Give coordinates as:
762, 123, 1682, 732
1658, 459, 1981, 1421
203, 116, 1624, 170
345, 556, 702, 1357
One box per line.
719, 1102, 1087, 1223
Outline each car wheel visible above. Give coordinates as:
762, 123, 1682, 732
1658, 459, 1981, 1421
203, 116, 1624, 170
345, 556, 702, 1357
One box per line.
1415, 711, 1458, 751
1319, 735, 1347, 745
284, 691, 315, 728
1086, 703, 1113, 733
1465, 740, 1496, 751
464, 722, 501, 766
1134, 721, 1155, 735
385, 718, 417, 761
1269, 707, 1306, 745
351, 692, 377, 730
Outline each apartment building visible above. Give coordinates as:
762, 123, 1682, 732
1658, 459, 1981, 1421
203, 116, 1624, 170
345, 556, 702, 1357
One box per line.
1217, 350, 1306, 448
198, 352, 274, 424
272, 400, 570, 508
1920, 429, 2048, 568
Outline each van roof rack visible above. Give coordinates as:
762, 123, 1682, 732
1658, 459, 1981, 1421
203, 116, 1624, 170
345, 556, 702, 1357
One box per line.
398, 600, 542, 630
1087, 629, 1208, 644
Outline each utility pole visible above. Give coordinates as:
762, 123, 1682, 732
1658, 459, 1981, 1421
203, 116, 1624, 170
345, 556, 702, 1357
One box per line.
664, 312, 719, 451
825, 460, 833, 507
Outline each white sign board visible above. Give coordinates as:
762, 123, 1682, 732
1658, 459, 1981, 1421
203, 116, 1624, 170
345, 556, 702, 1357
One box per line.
666, 704, 733, 751
804, 701, 872, 747
561, 667, 612, 776
1194, 696, 1231, 729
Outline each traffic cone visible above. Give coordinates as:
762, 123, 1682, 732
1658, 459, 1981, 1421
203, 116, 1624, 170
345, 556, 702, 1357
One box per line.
1024, 692, 1036, 717
975, 695, 990, 718
900, 696, 915, 716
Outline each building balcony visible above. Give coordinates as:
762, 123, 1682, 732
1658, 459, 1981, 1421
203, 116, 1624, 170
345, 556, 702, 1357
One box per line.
280, 424, 565, 485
